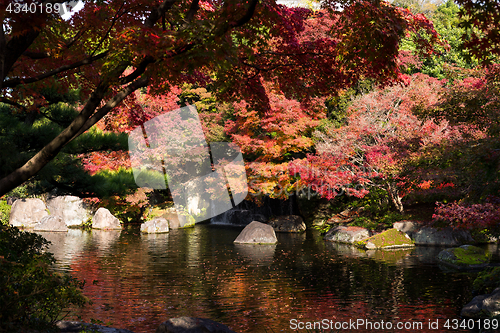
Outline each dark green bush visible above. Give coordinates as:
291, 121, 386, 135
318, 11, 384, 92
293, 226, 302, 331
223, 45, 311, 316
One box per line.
0, 225, 88, 332
473, 267, 500, 295
330, 187, 405, 231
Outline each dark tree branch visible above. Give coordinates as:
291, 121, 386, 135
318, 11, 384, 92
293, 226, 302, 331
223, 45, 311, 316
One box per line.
118, 55, 155, 85
145, 0, 178, 28
0, 78, 111, 196
233, 0, 259, 28
22, 51, 51, 59
64, 29, 85, 50
182, 0, 200, 28
90, 1, 127, 56
69, 76, 150, 142
213, 0, 259, 37
1, 29, 40, 88
3, 51, 109, 89
0, 97, 27, 111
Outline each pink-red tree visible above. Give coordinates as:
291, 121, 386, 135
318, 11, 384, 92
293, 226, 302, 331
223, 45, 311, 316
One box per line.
289, 73, 480, 212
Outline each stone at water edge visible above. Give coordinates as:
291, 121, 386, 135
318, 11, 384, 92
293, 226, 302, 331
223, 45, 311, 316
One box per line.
46, 195, 92, 227
393, 220, 419, 238
437, 245, 490, 269
324, 226, 371, 245
149, 207, 195, 229
234, 221, 278, 244
33, 215, 68, 232
141, 217, 170, 233
9, 198, 48, 228
156, 317, 237, 333
268, 215, 306, 233
57, 321, 135, 333
92, 207, 122, 230
461, 288, 500, 318
413, 226, 474, 246
359, 228, 415, 250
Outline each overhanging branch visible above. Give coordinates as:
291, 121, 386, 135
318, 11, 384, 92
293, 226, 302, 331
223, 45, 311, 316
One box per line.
3, 51, 109, 89
69, 76, 150, 142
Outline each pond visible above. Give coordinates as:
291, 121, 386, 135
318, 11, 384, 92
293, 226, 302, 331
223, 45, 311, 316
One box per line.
37, 225, 499, 333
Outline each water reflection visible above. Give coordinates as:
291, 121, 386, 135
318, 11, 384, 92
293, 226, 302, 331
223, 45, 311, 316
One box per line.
35, 226, 482, 333
234, 244, 276, 266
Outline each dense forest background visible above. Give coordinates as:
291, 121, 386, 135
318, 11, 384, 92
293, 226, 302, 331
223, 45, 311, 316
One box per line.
0, 0, 499, 233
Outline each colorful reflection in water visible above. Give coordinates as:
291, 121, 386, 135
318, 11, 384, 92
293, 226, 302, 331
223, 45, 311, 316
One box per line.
36, 225, 495, 333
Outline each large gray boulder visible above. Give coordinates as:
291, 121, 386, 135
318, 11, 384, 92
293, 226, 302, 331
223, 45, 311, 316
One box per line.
234, 221, 278, 244
156, 317, 236, 333
92, 208, 121, 230
211, 209, 266, 226
324, 226, 371, 244
141, 217, 169, 233
461, 288, 500, 318
437, 245, 490, 270
9, 198, 48, 228
33, 215, 68, 232
268, 215, 306, 233
393, 220, 420, 238
413, 226, 474, 246
46, 195, 92, 227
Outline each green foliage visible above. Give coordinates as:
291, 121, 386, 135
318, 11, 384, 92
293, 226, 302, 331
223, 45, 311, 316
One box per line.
0, 83, 132, 199
0, 225, 87, 332
400, 0, 479, 79
324, 79, 374, 128
332, 188, 405, 230
392, 0, 439, 15
3, 184, 32, 199
98, 186, 150, 224
405, 135, 500, 205
348, 212, 404, 230
0, 201, 10, 226
473, 267, 500, 295
177, 84, 232, 144
311, 222, 333, 235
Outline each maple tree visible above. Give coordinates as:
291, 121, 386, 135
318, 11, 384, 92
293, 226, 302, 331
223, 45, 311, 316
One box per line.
288, 73, 480, 212
400, 0, 479, 79
455, 0, 500, 63
0, 0, 442, 198
412, 65, 500, 202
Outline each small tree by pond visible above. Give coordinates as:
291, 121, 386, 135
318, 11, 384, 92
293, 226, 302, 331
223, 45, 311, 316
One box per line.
0, 224, 88, 332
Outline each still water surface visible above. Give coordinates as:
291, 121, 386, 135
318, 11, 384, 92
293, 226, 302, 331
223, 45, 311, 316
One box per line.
36, 225, 498, 333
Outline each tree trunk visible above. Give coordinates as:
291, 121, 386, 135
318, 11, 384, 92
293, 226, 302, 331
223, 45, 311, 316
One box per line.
386, 181, 404, 213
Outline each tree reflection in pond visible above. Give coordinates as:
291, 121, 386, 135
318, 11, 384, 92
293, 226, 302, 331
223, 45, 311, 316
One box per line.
37, 225, 478, 333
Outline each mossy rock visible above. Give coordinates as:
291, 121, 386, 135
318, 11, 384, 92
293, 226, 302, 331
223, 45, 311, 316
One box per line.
146, 206, 173, 220
437, 245, 490, 270
146, 206, 195, 229
473, 267, 500, 295
357, 228, 415, 250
